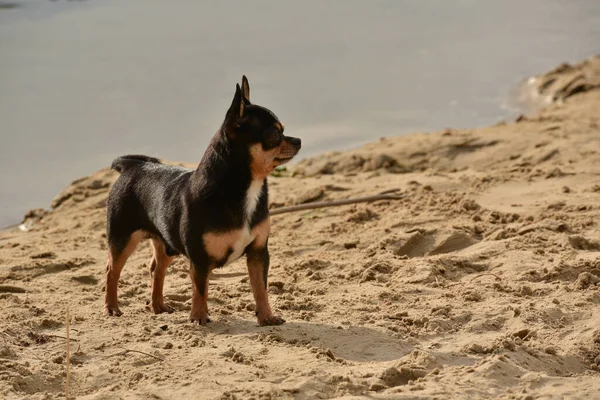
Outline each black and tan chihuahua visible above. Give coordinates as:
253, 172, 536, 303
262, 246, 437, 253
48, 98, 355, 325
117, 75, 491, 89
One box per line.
105, 76, 301, 326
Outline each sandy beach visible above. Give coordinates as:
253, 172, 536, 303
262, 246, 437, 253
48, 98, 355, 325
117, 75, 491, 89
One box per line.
1, 55, 600, 399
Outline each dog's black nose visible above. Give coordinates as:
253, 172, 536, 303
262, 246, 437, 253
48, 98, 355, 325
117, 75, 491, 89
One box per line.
289, 137, 301, 148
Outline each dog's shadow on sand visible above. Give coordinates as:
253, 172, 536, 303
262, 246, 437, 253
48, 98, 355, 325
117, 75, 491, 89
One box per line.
205, 316, 414, 362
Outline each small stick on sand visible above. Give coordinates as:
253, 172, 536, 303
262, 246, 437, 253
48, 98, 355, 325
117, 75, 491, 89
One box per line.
48, 334, 79, 342
470, 273, 502, 283
378, 188, 403, 195
270, 191, 404, 216
104, 348, 165, 361
66, 306, 71, 400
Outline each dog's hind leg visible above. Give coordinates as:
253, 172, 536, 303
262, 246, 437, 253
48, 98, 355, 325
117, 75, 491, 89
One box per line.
149, 238, 176, 314
104, 231, 144, 316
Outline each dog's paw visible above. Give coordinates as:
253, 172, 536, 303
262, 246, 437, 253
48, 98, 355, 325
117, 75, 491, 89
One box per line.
258, 315, 285, 326
151, 301, 175, 314
104, 305, 122, 317
190, 317, 211, 325
190, 312, 211, 325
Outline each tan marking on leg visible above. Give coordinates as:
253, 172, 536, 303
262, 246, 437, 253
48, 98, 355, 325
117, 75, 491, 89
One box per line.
189, 263, 211, 324
149, 238, 176, 314
104, 231, 144, 316
247, 219, 284, 326
247, 249, 284, 326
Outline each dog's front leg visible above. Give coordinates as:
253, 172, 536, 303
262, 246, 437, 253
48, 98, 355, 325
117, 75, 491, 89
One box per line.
189, 262, 211, 325
246, 245, 285, 326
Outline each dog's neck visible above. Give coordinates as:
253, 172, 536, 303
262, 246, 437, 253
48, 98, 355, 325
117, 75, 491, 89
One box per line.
191, 130, 265, 199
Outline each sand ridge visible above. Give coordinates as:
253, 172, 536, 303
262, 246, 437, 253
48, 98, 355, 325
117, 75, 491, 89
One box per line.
1, 55, 600, 399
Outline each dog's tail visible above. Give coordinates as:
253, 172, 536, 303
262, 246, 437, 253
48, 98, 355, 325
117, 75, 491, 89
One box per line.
111, 154, 161, 173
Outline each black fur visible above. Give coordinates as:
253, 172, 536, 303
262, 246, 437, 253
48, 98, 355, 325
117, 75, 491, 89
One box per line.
111, 155, 161, 173
106, 77, 301, 305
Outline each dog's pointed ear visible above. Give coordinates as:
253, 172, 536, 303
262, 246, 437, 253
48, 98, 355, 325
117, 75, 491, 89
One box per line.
223, 84, 244, 139
241, 75, 250, 102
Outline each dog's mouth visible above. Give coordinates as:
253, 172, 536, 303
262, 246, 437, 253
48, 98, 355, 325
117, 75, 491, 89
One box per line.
273, 136, 301, 165
274, 156, 294, 163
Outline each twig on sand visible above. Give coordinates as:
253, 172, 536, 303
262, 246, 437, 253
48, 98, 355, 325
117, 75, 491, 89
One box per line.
270, 189, 404, 216
66, 307, 71, 400
378, 188, 403, 195
48, 334, 79, 342
104, 348, 165, 362
470, 273, 502, 283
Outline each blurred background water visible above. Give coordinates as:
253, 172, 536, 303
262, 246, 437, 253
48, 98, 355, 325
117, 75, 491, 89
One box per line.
1, 0, 599, 227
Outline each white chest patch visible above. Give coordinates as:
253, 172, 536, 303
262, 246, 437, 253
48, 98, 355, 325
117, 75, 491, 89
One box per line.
223, 179, 264, 265
245, 179, 263, 220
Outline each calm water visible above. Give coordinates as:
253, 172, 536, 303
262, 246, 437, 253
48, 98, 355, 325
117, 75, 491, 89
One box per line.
1, 0, 599, 227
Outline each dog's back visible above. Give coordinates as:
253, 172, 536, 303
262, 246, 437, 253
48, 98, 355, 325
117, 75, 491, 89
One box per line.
107, 154, 191, 258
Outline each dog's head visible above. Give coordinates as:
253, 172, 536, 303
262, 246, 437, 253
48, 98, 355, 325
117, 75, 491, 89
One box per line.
222, 76, 301, 179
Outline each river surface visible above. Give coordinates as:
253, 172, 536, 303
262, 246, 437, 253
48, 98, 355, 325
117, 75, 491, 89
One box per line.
1, 0, 599, 227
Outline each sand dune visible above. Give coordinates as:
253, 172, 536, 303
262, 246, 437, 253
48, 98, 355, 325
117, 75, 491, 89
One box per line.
1, 55, 600, 399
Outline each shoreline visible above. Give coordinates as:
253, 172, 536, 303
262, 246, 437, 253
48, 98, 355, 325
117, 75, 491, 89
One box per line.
1, 55, 600, 399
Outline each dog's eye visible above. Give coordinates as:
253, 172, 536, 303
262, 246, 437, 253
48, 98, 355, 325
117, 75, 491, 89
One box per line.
264, 130, 282, 149
271, 130, 283, 143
